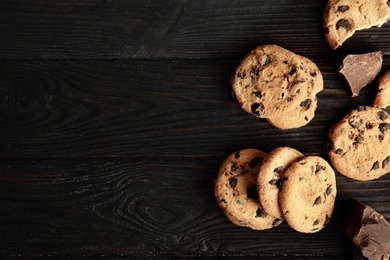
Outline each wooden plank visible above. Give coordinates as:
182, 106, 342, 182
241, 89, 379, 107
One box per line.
1, 0, 389, 59
0, 158, 388, 257
1, 58, 388, 159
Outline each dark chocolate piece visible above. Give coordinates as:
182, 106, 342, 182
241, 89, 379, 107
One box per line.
343, 200, 390, 260
339, 51, 383, 97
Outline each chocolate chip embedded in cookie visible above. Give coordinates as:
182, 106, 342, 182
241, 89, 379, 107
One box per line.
327, 106, 390, 181
323, 0, 390, 49
374, 70, 390, 109
230, 44, 323, 129
257, 147, 304, 219
214, 149, 283, 230
278, 156, 337, 233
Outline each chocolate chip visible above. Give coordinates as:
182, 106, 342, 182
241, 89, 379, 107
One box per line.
379, 123, 390, 133
349, 116, 363, 128
249, 157, 262, 168
251, 103, 265, 117
300, 99, 311, 108
231, 161, 239, 172
337, 5, 349, 12
315, 165, 323, 174
274, 166, 283, 173
234, 151, 241, 159
324, 215, 330, 226
237, 71, 246, 79
277, 178, 287, 191
311, 228, 319, 232
269, 179, 278, 185
372, 161, 380, 171
221, 198, 227, 203
253, 65, 259, 76
272, 219, 283, 227
264, 55, 272, 66
335, 148, 343, 155
310, 71, 317, 77
326, 185, 332, 196
378, 111, 388, 121
229, 177, 237, 189
313, 219, 319, 226
388, 0, 390, 7
336, 19, 351, 30
256, 208, 266, 218
289, 65, 296, 76
355, 136, 363, 144
379, 135, 384, 141
382, 156, 390, 168
247, 185, 258, 200
253, 91, 262, 99
365, 122, 373, 129
314, 196, 322, 205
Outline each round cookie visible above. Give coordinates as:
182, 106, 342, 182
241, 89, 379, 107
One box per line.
327, 106, 390, 181
279, 156, 337, 233
323, 0, 390, 49
257, 147, 304, 219
230, 44, 323, 129
214, 148, 283, 230
374, 70, 390, 109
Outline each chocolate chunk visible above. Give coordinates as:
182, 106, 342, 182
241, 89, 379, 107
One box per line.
289, 65, 297, 76
337, 5, 349, 12
382, 156, 390, 168
372, 161, 380, 171
335, 148, 344, 155
343, 201, 390, 260
349, 116, 363, 128
300, 99, 311, 108
339, 51, 383, 97
379, 123, 390, 133
366, 122, 373, 129
326, 185, 332, 196
378, 110, 388, 121
246, 185, 258, 200
251, 103, 265, 117
234, 151, 241, 159
229, 177, 237, 189
253, 91, 262, 99
274, 166, 283, 173
256, 208, 266, 218
336, 19, 351, 30
314, 196, 322, 205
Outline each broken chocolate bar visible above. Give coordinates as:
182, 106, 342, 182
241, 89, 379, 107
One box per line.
339, 51, 383, 97
343, 200, 390, 260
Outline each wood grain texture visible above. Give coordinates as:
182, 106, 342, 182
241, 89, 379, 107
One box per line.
0, 158, 388, 257
0, 0, 390, 59
0, 58, 388, 159
1, 0, 390, 258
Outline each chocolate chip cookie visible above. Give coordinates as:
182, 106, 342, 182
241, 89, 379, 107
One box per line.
214, 149, 283, 230
327, 106, 390, 181
323, 0, 390, 49
279, 156, 337, 233
374, 70, 390, 109
257, 146, 304, 219
230, 44, 323, 129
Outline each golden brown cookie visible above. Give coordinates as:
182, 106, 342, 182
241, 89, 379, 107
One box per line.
327, 106, 390, 181
323, 0, 390, 49
279, 156, 337, 233
257, 147, 304, 219
214, 149, 283, 230
374, 70, 390, 109
230, 44, 323, 129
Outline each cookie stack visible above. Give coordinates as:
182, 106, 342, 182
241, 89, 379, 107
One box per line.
214, 147, 337, 233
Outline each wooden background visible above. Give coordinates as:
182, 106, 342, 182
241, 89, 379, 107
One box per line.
0, 0, 389, 258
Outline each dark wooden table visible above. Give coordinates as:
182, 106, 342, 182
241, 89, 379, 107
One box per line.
0, 0, 389, 258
